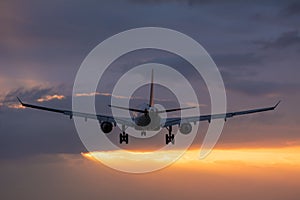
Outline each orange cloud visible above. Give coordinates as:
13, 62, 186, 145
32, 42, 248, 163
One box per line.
82, 146, 300, 172
37, 94, 65, 102
75, 92, 101, 97
7, 103, 25, 109
0, 76, 54, 102
184, 102, 206, 107
75, 92, 136, 99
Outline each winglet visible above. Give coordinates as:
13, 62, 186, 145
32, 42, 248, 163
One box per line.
17, 97, 24, 106
273, 100, 281, 109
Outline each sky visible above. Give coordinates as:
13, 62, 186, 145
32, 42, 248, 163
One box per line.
0, 0, 300, 199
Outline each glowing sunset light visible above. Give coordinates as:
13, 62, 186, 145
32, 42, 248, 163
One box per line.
37, 94, 65, 102
7, 103, 26, 109
82, 147, 300, 172
75, 92, 101, 97
75, 92, 139, 99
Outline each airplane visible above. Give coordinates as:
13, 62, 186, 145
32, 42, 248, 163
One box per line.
17, 70, 280, 145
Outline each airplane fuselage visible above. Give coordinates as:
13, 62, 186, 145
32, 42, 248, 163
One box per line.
133, 107, 161, 131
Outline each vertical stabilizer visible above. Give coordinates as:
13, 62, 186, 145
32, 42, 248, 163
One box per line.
149, 69, 154, 107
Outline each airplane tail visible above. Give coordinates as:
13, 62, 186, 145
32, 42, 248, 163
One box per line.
149, 69, 154, 107
108, 69, 196, 114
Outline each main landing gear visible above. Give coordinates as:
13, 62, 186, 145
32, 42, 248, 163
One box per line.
119, 125, 128, 144
119, 125, 175, 145
166, 126, 175, 145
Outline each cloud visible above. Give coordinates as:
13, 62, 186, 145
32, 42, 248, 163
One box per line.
281, 2, 300, 16
75, 92, 101, 97
128, 0, 199, 5
184, 102, 206, 107
75, 92, 134, 100
128, 0, 226, 6
2, 86, 66, 109
2, 87, 52, 109
37, 94, 65, 102
225, 77, 299, 97
6, 103, 25, 109
257, 30, 300, 49
213, 52, 263, 68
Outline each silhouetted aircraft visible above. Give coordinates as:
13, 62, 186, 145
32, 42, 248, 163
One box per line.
17, 70, 280, 144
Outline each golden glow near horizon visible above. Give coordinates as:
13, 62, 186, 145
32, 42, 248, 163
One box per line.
82, 147, 300, 171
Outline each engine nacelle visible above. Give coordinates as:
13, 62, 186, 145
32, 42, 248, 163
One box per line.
100, 122, 113, 134
179, 123, 192, 135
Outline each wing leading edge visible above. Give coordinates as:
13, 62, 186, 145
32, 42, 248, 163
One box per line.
17, 97, 134, 127
17, 97, 280, 129
162, 101, 281, 127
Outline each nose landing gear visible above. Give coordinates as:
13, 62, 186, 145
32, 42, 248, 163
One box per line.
119, 125, 128, 144
141, 131, 146, 136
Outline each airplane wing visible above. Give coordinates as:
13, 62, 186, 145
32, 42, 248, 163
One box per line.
17, 97, 135, 127
162, 101, 281, 127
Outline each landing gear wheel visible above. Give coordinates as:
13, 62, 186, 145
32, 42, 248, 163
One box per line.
119, 132, 128, 144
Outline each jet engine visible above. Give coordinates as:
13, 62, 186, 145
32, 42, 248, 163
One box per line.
179, 123, 192, 134
100, 122, 113, 133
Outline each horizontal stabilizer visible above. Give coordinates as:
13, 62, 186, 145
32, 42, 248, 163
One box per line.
157, 106, 196, 113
